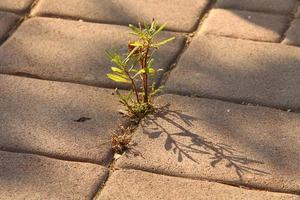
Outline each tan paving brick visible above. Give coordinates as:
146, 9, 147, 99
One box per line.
97, 170, 299, 200
165, 34, 300, 110
200, 9, 288, 42
0, 74, 122, 165
215, 0, 297, 14
32, 0, 209, 32
0, 0, 34, 14
0, 150, 108, 200
283, 19, 300, 46
116, 94, 300, 193
0, 17, 185, 89
0, 11, 20, 41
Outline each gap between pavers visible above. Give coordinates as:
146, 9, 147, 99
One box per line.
0, 0, 34, 14
283, 18, 300, 46
165, 34, 300, 111
0, 150, 108, 200
215, 0, 298, 15
0, 17, 185, 89
0, 11, 20, 42
31, 0, 210, 32
200, 8, 288, 42
115, 94, 300, 194
0, 74, 123, 165
96, 169, 299, 200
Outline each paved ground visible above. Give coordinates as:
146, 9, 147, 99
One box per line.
0, 0, 299, 199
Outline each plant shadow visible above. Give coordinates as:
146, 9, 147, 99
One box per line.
138, 103, 270, 180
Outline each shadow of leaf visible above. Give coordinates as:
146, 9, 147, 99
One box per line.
140, 103, 270, 180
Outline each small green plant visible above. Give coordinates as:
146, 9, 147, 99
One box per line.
106, 20, 175, 118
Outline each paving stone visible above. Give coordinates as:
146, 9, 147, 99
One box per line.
283, 19, 300, 46
0, 150, 108, 200
0, 74, 122, 165
0, 0, 34, 14
0, 17, 185, 89
31, 0, 209, 32
200, 9, 288, 42
215, 0, 297, 15
0, 11, 20, 42
97, 170, 299, 200
165, 34, 300, 110
116, 94, 300, 193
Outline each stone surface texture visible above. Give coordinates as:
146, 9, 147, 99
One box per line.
0, 0, 300, 199
200, 9, 288, 42
165, 34, 300, 110
0, 11, 20, 41
215, 0, 297, 14
32, 0, 209, 32
97, 170, 299, 200
0, 74, 121, 165
116, 94, 300, 194
0, 150, 108, 200
0, 17, 185, 89
283, 19, 300, 46
0, 0, 34, 14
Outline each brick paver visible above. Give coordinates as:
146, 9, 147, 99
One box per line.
31, 0, 209, 32
0, 74, 122, 165
0, 11, 19, 42
283, 19, 300, 46
116, 94, 300, 193
200, 9, 288, 42
0, 0, 34, 14
0, 150, 108, 200
97, 170, 299, 200
165, 34, 300, 110
215, 0, 297, 14
0, 0, 300, 199
0, 17, 185, 89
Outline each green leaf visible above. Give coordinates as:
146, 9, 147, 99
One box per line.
113, 56, 123, 66
129, 24, 145, 39
130, 68, 138, 73
125, 90, 133, 101
129, 41, 143, 47
123, 46, 140, 64
154, 36, 175, 47
129, 24, 141, 34
107, 73, 130, 83
150, 85, 164, 97
115, 88, 124, 99
143, 21, 150, 30
115, 88, 127, 105
150, 20, 157, 32
152, 23, 166, 37
133, 68, 146, 78
145, 67, 155, 74
147, 58, 154, 68
116, 72, 129, 79
105, 50, 114, 59
106, 51, 126, 68
111, 67, 123, 74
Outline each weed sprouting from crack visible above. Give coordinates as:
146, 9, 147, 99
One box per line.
106, 20, 175, 118
106, 20, 175, 153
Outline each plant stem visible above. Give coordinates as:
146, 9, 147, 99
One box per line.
142, 45, 150, 104
125, 70, 140, 103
